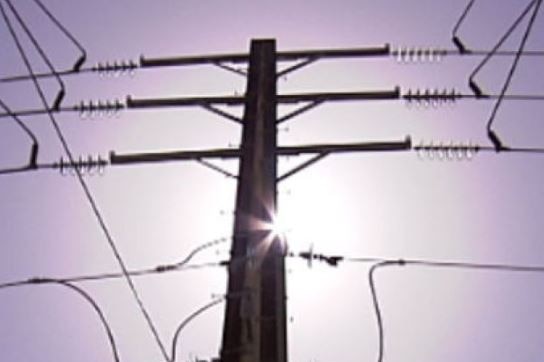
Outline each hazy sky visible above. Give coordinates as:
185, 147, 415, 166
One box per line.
1, 1, 544, 361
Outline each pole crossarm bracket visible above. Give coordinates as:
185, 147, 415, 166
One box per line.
277, 56, 318, 78
277, 100, 324, 124
201, 103, 243, 124
213, 61, 248, 77
195, 158, 238, 179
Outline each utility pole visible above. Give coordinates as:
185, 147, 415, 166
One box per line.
220, 39, 287, 362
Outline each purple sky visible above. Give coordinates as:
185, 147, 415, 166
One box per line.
1, 1, 544, 361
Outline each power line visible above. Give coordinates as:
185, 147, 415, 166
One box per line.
3, 44, 544, 84
171, 297, 225, 362
451, 0, 476, 53
485, 0, 542, 151
3, 89, 544, 120
0, 3, 170, 361
6, 0, 65, 111
0, 277, 120, 362
32, 0, 87, 72
0, 97, 38, 168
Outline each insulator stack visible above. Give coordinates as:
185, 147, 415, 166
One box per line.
414, 141, 480, 161
392, 46, 447, 63
405, 88, 460, 108
91, 59, 138, 77
54, 155, 108, 175
75, 99, 124, 118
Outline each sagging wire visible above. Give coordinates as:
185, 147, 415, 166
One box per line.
468, 0, 539, 97
5, 0, 65, 111
32, 0, 87, 72
485, 0, 542, 152
0, 278, 119, 362
451, 0, 476, 53
0, 98, 38, 168
368, 260, 405, 362
0, 236, 232, 288
0, 3, 170, 361
301, 249, 544, 362
170, 297, 225, 362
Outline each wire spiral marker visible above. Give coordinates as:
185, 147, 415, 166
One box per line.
414, 140, 480, 161
91, 59, 138, 77
75, 99, 124, 118
392, 46, 447, 63
404, 88, 460, 107
54, 155, 108, 176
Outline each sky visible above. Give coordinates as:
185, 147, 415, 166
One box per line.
1, 0, 544, 361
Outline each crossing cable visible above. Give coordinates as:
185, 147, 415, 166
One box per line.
0, 3, 170, 361
0, 236, 231, 289
170, 296, 225, 362
32, 0, 87, 71
5, 88, 544, 120
452, 0, 476, 53
5, 0, 65, 111
485, 0, 542, 151
0, 98, 38, 168
300, 251, 544, 362
0, 278, 120, 362
3, 45, 544, 84
468, 0, 539, 98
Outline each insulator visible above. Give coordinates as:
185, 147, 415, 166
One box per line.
415, 140, 480, 161
76, 99, 124, 118
55, 155, 107, 176
405, 88, 459, 108
92, 58, 138, 77
394, 46, 447, 63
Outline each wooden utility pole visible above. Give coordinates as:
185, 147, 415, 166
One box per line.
220, 39, 287, 362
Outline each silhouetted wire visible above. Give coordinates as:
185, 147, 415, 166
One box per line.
486, 0, 542, 133
170, 297, 225, 362
0, 277, 120, 362
451, 0, 476, 53
172, 237, 229, 268
3, 47, 544, 84
6, 0, 66, 111
0, 261, 227, 291
4, 91, 544, 121
469, 0, 538, 97
368, 261, 403, 362
0, 98, 39, 168
0, 3, 170, 361
0, 237, 232, 288
32, 0, 87, 71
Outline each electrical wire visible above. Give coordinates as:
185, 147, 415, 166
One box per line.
2, 47, 544, 84
485, 0, 542, 141
3, 91, 544, 120
451, 0, 476, 53
170, 297, 225, 362
468, 0, 538, 98
368, 260, 404, 362
0, 277, 120, 362
5, 0, 66, 111
0, 3, 170, 361
32, 0, 87, 71
0, 236, 232, 289
0, 98, 38, 168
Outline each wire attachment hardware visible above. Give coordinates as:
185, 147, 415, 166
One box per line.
54, 155, 108, 176
414, 140, 480, 161
404, 88, 460, 107
75, 99, 124, 118
392, 46, 447, 63
92, 59, 138, 77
